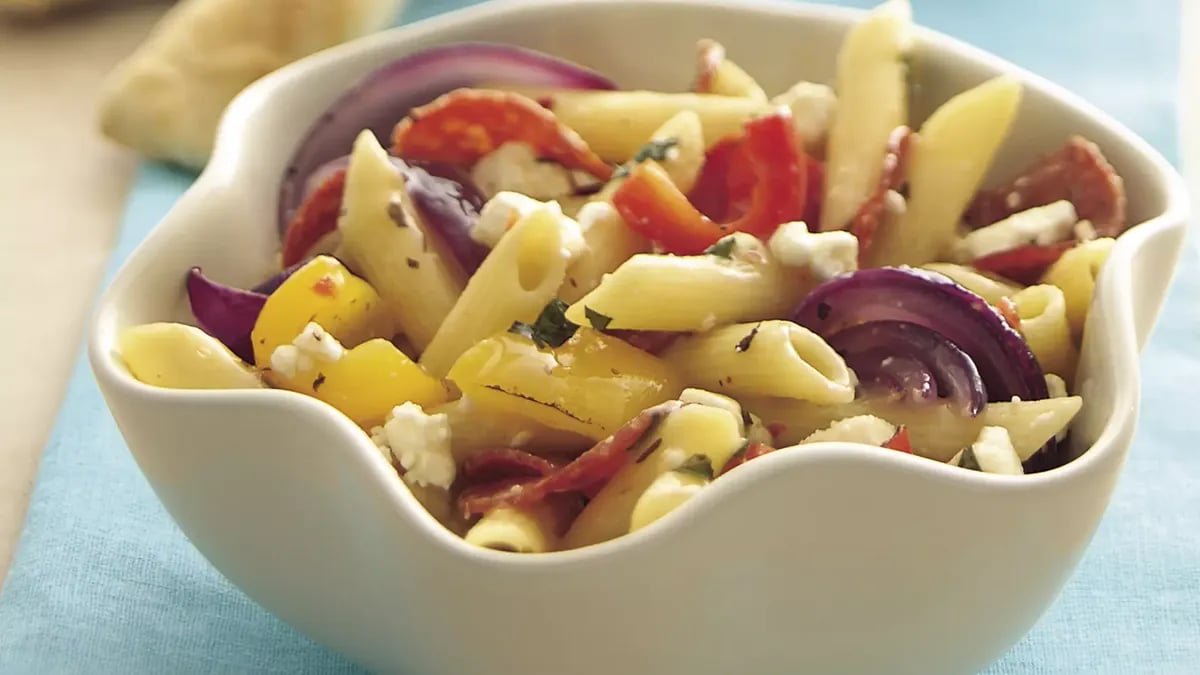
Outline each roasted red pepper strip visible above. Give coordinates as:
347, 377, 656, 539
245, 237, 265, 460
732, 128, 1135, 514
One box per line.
847, 126, 912, 263
964, 135, 1126, 236
972, 240, 1076, 285
457, 401, 682, 517
996, 297, 1022, 330
882, 426, 912, 454
614, 111, 807, 254
280, 169, 346, 267
718, 441, 777, 476
392, 89, 613, 180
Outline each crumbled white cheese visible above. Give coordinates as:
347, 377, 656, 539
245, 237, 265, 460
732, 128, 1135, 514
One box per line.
470, 142, 574, 200
472, 191, 587, 261
472, 191, 542, 247
767, 220, 859, 281
801, 415, 897, 446
370, 402, 456, 490
770, 82, 837, 150
952, 200, 1077, 262
883, 189, 906, 220
950, 426, 1024, 475
744, 412, 775, 446
661, 447, 687, 471
268, 322, 345, 378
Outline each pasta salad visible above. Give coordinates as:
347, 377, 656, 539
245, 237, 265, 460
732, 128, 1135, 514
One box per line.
118, 0, 1129, 553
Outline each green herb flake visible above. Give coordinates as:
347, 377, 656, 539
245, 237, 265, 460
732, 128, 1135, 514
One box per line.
676, 454, 715, 481
735, 323, 761, 353
958, 447, 982, 471
508, 299, 579, 349
585, 306, 614, 331
613, 138, 680, 178
704, 237, 737, 259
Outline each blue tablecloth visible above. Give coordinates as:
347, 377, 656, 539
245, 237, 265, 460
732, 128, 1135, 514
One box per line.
2, 1, 1196, 673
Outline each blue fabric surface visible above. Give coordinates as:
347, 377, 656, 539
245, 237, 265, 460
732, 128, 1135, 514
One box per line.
1, 0, 1196, 673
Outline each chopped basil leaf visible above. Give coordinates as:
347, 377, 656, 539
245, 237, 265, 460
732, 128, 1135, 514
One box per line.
677, 454, 714, 481
585, 306, 614, 331
704, 237, 737, 259
508, 299, 579, 348
613, 138, 680, 178
958, 447, 982, 471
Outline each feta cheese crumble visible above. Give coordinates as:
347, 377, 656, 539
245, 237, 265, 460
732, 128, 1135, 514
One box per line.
767, 220, 859, 281
370, 402, 456, 490
472, 191, 587, 261
770, 81, 837, 150
953, 200, 1077, 262
268, 322, 345, 378
470, 142, 575, 201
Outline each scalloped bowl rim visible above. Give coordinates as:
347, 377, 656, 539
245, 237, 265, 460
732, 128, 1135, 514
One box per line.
87, 0, 1189, 568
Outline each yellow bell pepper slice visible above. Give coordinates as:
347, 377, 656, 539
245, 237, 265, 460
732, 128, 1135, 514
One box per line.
447, 328, 682, 440
251, 255, 393, 367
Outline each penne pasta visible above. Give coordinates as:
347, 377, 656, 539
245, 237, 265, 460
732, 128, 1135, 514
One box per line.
742, 395, 1082, 463
447, 329, 683, 441
1009, 284, 1078, 384
557, 110, 705, 302
694, 39, 769, 101
510, 88, 772, 161
661, 320, 856, 404
921, 262, 1022, 305
464, 505, 560, 553
336, 130, 465, 350
563, 403, 744, 549
430, 397, 593, 463
820, 0, 911, 231
565, 233, 800, 332
1041, 237, 1117, 340
628, 468, 710, 534
420, 204, 571, 378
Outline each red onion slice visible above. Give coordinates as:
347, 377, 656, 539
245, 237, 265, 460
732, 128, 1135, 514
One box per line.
827, 320, 987, 417
279, 42, 618, 232
186, 268, 267, 365
792, 267, 1048, 405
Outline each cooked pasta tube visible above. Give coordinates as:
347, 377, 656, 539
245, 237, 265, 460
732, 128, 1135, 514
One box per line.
336, 130, 465, 350
464, 505, 560, 553
1009, 284, 1078, 383
742, 396, 1082, 463
563, 403, 744, 549
565, 233, 799, 332
922, 262, 1022, 305
661, 321, 856, 404
558, 110, 705, 302
628, 464, 711, 534
505, 89, 772, 161
430, 397, 592, 463
420, 204, 571, 377
447, 329, 682, 441
1041, 237, 1117, 340
694, 39, 768, 101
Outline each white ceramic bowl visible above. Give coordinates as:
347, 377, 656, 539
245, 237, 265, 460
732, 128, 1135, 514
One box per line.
88, 1, 1188, 673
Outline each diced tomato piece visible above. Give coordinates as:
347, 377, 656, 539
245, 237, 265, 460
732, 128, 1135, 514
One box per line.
996, 297, 1022, 330
605, 329, 680, 355
971, 240, 1076, 285
392, 89, 613, 180
280, 169, 346, 267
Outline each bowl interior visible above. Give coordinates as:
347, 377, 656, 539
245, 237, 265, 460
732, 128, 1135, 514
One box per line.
95, 0, 1182, 476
